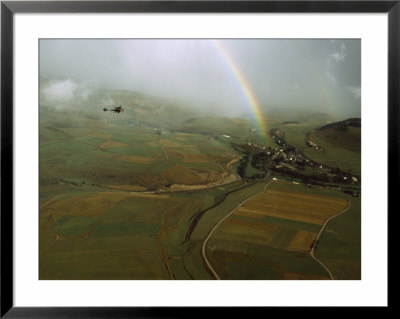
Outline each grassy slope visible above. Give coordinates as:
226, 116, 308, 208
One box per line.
316, 126, 361, 152
205, 183, 314, 279
279, 124, 316, 150
183, 181, 269, 279
306, 131, 361, 174
40, 92, 361, 280
277, 121, 361, 174
206, 181, 360, 280
314, 197, 361, 279
272, 182, 361, 279
40, 192, 203, 279
39, 96, 261, 279
40, 109, 238, 190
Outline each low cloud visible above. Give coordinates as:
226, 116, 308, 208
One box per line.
42, 79, 77, 103
346, 86, 361, 99
41, 79, 94, 109
40, 39, 361, 117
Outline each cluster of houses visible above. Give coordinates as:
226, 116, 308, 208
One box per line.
263, 146, 324, 171
239, 128, 361, 188
270, 128, 287, 148
266, 145, 359, 185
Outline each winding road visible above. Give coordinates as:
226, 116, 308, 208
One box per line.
201, 179, 272, 280
310, 199, 351, 280
201, 182, 350, 280
40, 194, 63, 209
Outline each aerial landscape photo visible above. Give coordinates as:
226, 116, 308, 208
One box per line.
39, 39, 361, 280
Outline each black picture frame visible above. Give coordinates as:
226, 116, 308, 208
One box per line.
1, 1, 396, 317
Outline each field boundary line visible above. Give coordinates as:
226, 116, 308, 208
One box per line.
159, 138, 169, 161
310, 199, 351, 280
129, 158, 241, 195
202, 179, 272, 280
39, 194, 63, 209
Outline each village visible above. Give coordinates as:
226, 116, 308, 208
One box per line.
228, 127, 361, 197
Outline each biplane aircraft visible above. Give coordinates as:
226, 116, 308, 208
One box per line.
103, 105, 124, 113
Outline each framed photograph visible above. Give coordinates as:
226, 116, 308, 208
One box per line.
1, 0, 395, 316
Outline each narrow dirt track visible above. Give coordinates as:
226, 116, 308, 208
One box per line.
310, 200, 351, 280
39, 194, 63, 209
201, 180, 272, 280
201, 184, 350, 280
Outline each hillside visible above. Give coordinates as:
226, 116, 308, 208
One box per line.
319, 118, 361, 131
316, 118, 361, 152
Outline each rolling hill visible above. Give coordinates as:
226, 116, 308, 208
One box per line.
316, 118, 361, 152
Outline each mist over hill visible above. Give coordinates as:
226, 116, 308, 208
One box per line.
40, 39, 361, 119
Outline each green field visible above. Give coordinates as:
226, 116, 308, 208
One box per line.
274, 120, 361, 175
204, 180, 358, 279
305, 131, 361, 174
314, 197, 361, 279
39, 89, 361, 280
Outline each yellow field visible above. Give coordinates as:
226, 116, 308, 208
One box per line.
235, 189, 348, 225
167, 151, 210, 162
41, 192, 169, 218
127, 193, 170, 199
89, 133, 112, 139
114, 155, 154, 164
288, 230, 317, 251
103, 184, 147, 191
213, 221, 279, 248
145, 141, 159, 147
231, 209, 264, 220
174, 136, 187, 141
159, 139, 195, 148
99, 140, 128, 149
42, 192, 132, 218
162, 165, 221, 185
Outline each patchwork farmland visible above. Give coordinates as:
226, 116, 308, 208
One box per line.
39, 88, 361, 280
205, 181, 355, 279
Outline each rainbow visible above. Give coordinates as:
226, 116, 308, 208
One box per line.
211, 40, 268, 141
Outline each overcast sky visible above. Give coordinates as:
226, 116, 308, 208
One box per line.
40, 39, 361, 117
